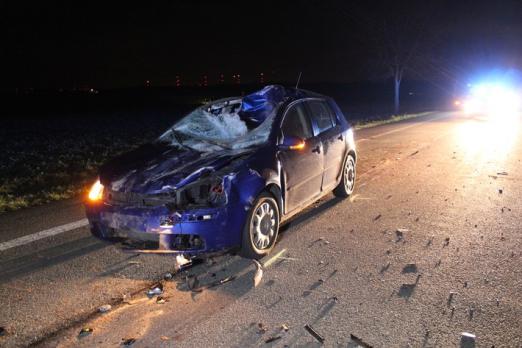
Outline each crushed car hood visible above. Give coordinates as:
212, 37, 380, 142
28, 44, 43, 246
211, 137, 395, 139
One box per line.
99, 142, 251, 194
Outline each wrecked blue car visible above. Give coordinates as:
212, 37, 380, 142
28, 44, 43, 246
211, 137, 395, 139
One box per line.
85, 85, 356, 259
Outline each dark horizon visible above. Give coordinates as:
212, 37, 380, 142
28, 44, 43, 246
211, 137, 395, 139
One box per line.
4, 1, 522, 90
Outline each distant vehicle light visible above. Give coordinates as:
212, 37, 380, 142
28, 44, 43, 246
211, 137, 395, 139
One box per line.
454, 100, 461, 106
463, 82, 522, 118
88, 179, 104, 202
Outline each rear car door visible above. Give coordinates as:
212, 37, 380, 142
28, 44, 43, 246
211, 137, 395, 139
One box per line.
278, 101, 324, 213
306, 99, 346, 190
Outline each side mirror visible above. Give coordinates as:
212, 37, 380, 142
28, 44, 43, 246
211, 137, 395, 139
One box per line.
278, 136, 306, 151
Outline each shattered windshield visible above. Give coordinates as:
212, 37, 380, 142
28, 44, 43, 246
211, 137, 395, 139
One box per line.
158, 97, 278, 152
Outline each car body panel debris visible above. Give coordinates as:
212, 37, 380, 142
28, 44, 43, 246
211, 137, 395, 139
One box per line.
304, 324, 325, 344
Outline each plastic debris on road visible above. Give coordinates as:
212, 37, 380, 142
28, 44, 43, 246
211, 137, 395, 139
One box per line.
304, 324, 325, 344
253, 260, 263, 288
448, 291, 456, 305
186, 275, 200, 291
175, 254, 192, 270
78, 327, 93, 338
214, 275, 236, 286
122, 338, 136, 346
163, 272, 173, 281
98, 304, 112, 313
281, 324, 289, 332
350, 334, 373, 348
318, 236, 330, 245
146, 283, 163, 298
122, 293, 132, 304
156, 296, 166, 304
395, 228, 407, 242
257, 323, 267, 334
265, 335, 282, 343
188, 274, 237, 293
460, 332, 476, 348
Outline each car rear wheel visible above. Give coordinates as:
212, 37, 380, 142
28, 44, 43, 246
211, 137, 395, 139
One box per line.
240, 192, 280, 259
333, 153, 356, 198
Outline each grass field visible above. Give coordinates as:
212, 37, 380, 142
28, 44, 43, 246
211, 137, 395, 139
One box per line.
0, 104, 432, 213
0, 110, 181, 213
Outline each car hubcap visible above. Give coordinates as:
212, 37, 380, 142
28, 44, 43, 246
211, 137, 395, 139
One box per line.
251, 202, 276, 250
344, 158, 355, 193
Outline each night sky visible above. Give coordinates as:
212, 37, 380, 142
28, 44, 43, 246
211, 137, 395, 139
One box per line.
3, 0, 522, 90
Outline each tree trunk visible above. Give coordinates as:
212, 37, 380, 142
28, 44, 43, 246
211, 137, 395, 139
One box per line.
394, 75, 401, 115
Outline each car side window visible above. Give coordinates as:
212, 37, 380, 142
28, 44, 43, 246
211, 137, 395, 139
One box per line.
281, 103, 313, 140
308, 100, 336, 134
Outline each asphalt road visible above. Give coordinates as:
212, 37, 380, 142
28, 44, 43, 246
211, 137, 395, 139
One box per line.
1, 111, 521, 348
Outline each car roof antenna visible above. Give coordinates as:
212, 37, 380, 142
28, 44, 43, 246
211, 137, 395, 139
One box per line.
295, 71, 302, 89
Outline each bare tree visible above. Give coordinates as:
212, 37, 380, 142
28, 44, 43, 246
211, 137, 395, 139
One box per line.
339, 1, 437, 114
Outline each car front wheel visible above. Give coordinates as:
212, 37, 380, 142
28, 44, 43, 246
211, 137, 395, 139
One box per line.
240, 192, 280, 259
333, 153, 356, 198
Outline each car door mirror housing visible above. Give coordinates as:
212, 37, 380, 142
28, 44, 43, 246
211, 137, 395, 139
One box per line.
278, 136, 306, 151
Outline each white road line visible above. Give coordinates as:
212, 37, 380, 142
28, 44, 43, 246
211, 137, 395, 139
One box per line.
0, 113, 449, 253
0, 218, 89, 252
355, 112, 447, 144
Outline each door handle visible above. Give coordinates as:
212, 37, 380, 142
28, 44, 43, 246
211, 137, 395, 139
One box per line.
312, 145, 321, 154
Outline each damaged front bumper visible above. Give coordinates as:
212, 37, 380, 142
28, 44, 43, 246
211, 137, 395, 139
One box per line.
85, 201, 245, 256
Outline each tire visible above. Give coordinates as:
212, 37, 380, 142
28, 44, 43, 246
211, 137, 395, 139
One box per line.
240, 192, 280, 259
333, 153, 356, 198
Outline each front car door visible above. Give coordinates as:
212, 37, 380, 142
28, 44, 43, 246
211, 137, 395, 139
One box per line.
306, 99, 346, 190
278, 101, 324, 213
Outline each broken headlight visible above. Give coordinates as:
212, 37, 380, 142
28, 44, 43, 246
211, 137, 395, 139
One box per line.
174, 177, 227, 209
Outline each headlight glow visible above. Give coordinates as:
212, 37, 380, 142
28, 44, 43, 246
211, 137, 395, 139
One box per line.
462, 83, 522, 118
88, 179, 104, 202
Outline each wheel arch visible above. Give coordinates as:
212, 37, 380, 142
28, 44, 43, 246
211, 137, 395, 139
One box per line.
265, 183, 283, 218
